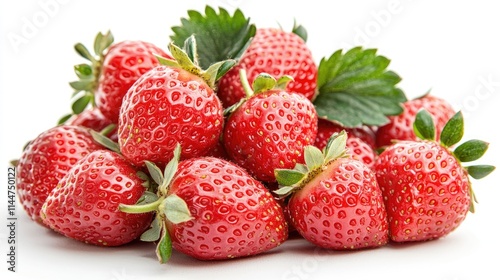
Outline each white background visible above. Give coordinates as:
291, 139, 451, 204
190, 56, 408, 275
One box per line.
1, 0, 499, 279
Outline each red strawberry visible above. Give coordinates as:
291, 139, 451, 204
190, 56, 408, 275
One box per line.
223, 72, 318, 182
376, 94, 455, 147
315, 119, 376, 168
120, 144, 288, 262
66, 107, 118, 141
70, 31, 170, 123
41, 149, 153, 246
15, 125, 103, 225
118, 36, 230, 168
275, 131, 389, 249
217, 27, 317, 108
374, 110, 495, 242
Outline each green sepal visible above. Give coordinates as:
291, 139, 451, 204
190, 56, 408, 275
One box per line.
89, 129, 120, 153
276, 75, 294, 90
291, 20, 307, 42
253, 73, 277, 94
155, 54, 181, 68
466, 165, 496, 180
314, 47, 406, 127
304, 145, 324, 171
182, 35, 198, 65
453, 140, 489, 162
324, 130, 348, 162
413, 109, 435, 141
74, 64, 93, 79
58, 113, 73, 125
168, 40, 202, 76
140, 214, 162, 242
202, 59, 236, 89
136, 191, 159, 206
160, 144, 181, 195
74, 42, 95, 62
145, 161, 164, 187
161, 194, 193, 224
275, 169, 306, 186
440, 111, 464, 147
156, 221, 172, 264
93, 30, 113, 59
9, 159, 19, 167
273, 185, 298, 197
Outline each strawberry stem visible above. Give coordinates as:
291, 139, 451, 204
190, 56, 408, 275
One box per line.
119, 198, 162, 214
239, 69, 254, 98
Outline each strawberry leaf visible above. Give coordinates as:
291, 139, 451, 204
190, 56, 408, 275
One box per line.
454, 140, 489, 162
140, 214, 162, 242
170, 6, 256, 69
413, 109, 436, 141
324, 130, 348, 162
156, 222, 172, 264
440, 111, 464, 147
162, 194, 193, 224
466, 165, 495, 180
314, 47, 406, 127
145, 161, 164, 186
275, 169, 306, 186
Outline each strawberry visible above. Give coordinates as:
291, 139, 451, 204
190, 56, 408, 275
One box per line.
223, 71, 318, 182
118, 36, 232, 168
376, 93, 455, 148
15, 125, 103, 225
69, 31, 170, 123
275, 131, 389, 249
217, 27, 317, 108
40, 149, 153, 246
374, 110, 495, 242
65, 107, 118, 141
120, 144, 288, 262
315, 119, 377, 168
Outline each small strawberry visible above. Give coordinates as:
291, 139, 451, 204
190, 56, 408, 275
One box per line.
65, 107, 118, 141
69, 31, 170, 123
223, 71, 318, 182
120, 144, 288, 262
118, 36, 231, 168
217, 27, 317, 108
315, 119, 377, 168
376, 93, 455, 147
275, 131, 389, 250
41, 149, 154, 246
15, 125, 103, 225
375, 110, 495, 242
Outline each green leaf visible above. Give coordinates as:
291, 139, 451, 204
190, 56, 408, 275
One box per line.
160, 144, 181, 194
58, 113, 73, 125
440, 111, 464, 147
454, 140, 489, 162
275, 169, 306, 186
74, 43, 95, 62
69, 80, 93, 91
145, 161, 164, 186
314, 47, 406, 127
276, 75, 294, 90
182, 35, 198, 65
466, 165, 496, 180
324, 130, 348, 162
273, 185, 297, 197
89, 129, 120, 153
93, 30, 114, 57
156, 222, 172, 264
292, 20, 307, 42
136, 191, 159, 205
140, 214, 162, 242
202, 59, 236, 88
252, 73, 276, 94
413, 109, 435, 141
304, 145, 324, 171
71, 94, 91, 114
74, 64, 93, 79
161, 194, 193, 224
170, 6, 256, 69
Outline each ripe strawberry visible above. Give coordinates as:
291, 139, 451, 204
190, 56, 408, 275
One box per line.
223, 72, 318, 182
217, 27, 317, 108
41, 149, 153, 246
275, 131, 389, 249
120, 144, 288, 262
66, 107, 118, 141
315, 119, 376, 168
374, 110, 495, 242
118, 36, 231, 168
15, 125, 103, 225
376, 93, 455, 147
70, 31, 170, 123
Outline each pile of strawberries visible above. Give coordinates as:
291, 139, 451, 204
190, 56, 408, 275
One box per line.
14, 6, 494, 263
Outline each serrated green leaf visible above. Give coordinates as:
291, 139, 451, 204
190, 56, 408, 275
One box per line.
170, 6, 256, 69
162, 194, 193, 224
454, 140, 489, 162
314, 47, 406, 127
304, 145, 324, 170
140, 214, 162, 242
71, 94, 91, 114
156, 222, 172, 263
466, 165, 495, 180
145, 161, 164, 186
413, 109, 435, 141
440, 111, 464, 147
275, 169, 306, 186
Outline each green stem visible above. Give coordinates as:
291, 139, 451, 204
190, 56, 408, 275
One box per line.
239, 69, 254, 98
119, 198, 162, 214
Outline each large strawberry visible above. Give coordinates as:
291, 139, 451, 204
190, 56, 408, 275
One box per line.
120, 144, 288, 262
217, 27, 317, 108
223, 71, 318, 182
375, 110, 495, 242
375, 93, 455, 147
41, 149, 153, 246
118, 36, 232, 168
275, 131, 389, 249
15, 125, 103, 225
68, 31, 170, 123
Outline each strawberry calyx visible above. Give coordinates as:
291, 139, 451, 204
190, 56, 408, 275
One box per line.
223, 69, 294, 115
156, 35, 236, 89
274, 130, 349, 196
413, 109, 495, 212
119, 144, 193, 264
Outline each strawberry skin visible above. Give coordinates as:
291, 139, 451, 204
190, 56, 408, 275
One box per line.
66, 107, 118, 141
376, 95, 455, 147
95, 40, 170, 123
166, 157, 288, 260
118, 65, 224, 168
288, 158, 389, 249
217, 28, 317, 108
374, 141, 470, 242
41, 150, 153, 246
16, 125, 103, 225
223, 90, 318, 182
